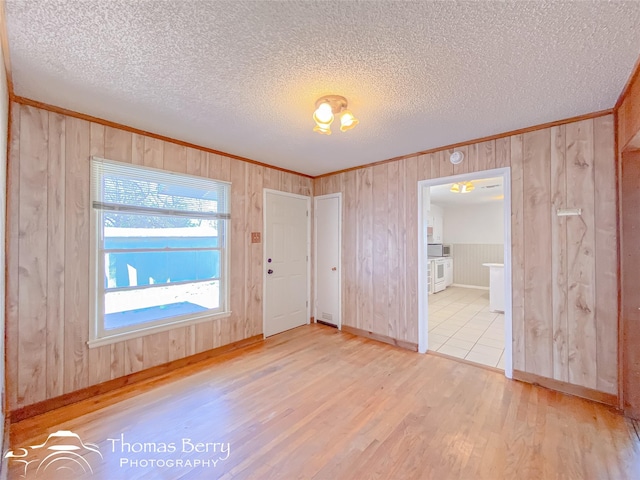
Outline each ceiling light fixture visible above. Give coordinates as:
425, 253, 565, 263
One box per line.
313, 95, 358, 135
450, 181, 475, 193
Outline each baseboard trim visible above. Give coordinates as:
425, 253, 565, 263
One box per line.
512, 370, 618, 407
342, 326, 418, 352
10, 334, 263, 423
450, 284, 490, 290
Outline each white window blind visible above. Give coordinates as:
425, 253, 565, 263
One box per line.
91, 157, 230, 219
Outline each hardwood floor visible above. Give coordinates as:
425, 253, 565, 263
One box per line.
8, 324, 640, 479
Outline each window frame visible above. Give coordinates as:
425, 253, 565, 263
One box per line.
88, 157, 231, 348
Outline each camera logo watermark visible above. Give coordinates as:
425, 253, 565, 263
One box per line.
5, 431, 231, 477
4, 430, 103, 478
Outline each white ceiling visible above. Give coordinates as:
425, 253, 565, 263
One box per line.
6, 1, 640, 176
430, 176, 503, 207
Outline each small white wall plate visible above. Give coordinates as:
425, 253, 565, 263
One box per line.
450, 151, 464, 164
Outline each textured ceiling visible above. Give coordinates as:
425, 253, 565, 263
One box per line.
6, 1, 640, 176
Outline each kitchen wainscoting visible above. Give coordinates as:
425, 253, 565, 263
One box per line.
451, 244, 504, 288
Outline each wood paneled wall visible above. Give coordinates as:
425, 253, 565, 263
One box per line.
0, 43, 9, 461
618, 62, 640, 151
618, 60, 640, 416
7, 103, 313, 410
314, 115, 618, 395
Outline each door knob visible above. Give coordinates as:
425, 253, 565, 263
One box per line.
267, 269, 274, 275
331, 267, 337, 271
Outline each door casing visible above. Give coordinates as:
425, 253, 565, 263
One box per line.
417, 167, 513, 379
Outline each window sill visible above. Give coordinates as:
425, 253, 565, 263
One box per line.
87, 311, 232, 349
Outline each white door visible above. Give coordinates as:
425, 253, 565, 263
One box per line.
314, 194, 341, 328
263, 190, 310, 337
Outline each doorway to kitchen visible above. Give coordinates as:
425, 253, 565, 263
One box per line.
418, 167, 513, 379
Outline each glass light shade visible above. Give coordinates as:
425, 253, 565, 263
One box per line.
339, 110, 359, 132
313, 102, 334, 125
451, 181, 474, 193
313, 124, 332, 135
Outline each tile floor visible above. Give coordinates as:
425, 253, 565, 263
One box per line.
428, 286, 505, 369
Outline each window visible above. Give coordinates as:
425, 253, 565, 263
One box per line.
89, 157, 230, 347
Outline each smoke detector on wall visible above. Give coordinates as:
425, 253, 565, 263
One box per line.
449, 151, 464, 164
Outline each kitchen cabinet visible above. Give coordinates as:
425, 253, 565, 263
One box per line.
427, 207, 444, 243
482, 263, 505, 312
433, 212, 443, 243
444, 257, 453, 287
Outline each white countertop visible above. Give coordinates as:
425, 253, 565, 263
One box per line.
482, 263, 504, 268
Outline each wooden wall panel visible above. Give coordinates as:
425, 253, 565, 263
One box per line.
144, 137, 163, 169
356, 168, 373, 332
229, 160, 247, 346
404, 156, 418, 342
104, 126, 132, 162
124, 337, 143, 375
372, 164, 389, 335
46, 113, 66, 399
342, 170, 357, 332
467, 143, 479, 173
386, 162, 400, 339
186, 147, 205, 176
131, 133, 145, 165
617, 61, 640, 414
566, 119, 597, 389
163, 142, 187, 173
17, 106, 49, 405
314, 114, 617, 395
416, 154, 430, 181
396, 160, 407, 342
621, 149, 640, 417
618, 63, 640, 151
248, 165, 263, 337
439, 149, 454, 177
522, 128, 553, 378
7, 103, 313, 410
550, 125, 569, 383
593, 115, 617, 394
452, 145, 469, 176
510, 135, 525, 371
478, 140, 496, 171
63, 116, 91, 394
495, 137, 510, 169
88, 122, 111, 387
6, 104, 20, 408
429, 151, 440, 178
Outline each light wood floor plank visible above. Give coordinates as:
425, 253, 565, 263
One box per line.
9, 324, 638, 479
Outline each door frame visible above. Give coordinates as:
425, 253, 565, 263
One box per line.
262, 189, 311, 337
314, 193, 342, 330
417, 167, 513, 379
